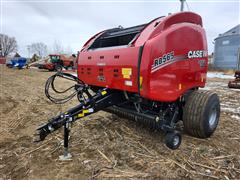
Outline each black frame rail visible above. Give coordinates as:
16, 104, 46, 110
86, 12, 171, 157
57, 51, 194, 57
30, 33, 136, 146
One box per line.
34, 88, 126, 159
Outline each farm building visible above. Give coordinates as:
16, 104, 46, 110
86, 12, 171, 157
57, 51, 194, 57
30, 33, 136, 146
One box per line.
0, 56, 6, 64
213, 25, 240, 70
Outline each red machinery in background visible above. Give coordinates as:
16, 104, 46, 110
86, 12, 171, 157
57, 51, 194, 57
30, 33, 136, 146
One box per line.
37, 54, 76, 71
228, 71, 240, 89
35, 12, 220, 157
0, 56, 6, 64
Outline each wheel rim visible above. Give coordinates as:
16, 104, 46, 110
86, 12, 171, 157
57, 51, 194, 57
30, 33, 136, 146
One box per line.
209, 106, 217, 129
56, 67, 62, 71
173, 136, 180, 146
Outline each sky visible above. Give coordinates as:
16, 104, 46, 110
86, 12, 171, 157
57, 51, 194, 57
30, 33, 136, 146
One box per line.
1, 0, 240, 57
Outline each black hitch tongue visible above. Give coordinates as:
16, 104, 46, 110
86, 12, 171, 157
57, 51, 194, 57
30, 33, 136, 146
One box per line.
34, 88, 126, 160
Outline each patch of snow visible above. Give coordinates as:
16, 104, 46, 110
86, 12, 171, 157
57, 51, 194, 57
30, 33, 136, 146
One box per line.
70, 73, 77, 77
222, 101, 236, 105
231, 115, 240, 120
201, 87, 211, 90
221, 106, 240, 114
207, 72, 234, 79
201, 81, 228, 91
30, 67, 39, 69
230, 88, 240, 92
208, 82, 226, 86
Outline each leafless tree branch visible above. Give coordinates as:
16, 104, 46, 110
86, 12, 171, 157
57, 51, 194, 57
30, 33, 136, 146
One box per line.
0, 34, 18, 57
28, 42, 48, 58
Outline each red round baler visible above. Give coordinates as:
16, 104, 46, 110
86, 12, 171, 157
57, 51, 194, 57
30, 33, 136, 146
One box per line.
36, 12, 220, 153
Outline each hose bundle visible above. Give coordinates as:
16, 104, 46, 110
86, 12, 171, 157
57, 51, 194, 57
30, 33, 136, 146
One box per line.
45, 72, 85, 104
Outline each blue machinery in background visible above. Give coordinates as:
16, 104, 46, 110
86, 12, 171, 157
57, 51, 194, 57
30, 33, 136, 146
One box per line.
6, 57, 27, 69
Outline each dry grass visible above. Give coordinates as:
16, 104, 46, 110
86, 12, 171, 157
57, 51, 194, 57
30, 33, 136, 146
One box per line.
0, 66, 240, 179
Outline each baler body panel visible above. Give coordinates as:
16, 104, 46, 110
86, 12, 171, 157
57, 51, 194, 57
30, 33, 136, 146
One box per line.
78, 12, 208, 102
77, 47, 140, 93
140, 23, 208, 101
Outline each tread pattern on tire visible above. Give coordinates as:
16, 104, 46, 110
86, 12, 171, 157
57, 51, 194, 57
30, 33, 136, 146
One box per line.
183, 90, 219, 138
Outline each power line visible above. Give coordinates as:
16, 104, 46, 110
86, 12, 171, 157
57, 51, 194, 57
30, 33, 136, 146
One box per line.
186, 1, 191, 11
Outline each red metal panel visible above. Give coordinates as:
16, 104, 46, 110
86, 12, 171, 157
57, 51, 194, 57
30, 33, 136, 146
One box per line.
78, 47, 140, 92
140, 23, 207, 102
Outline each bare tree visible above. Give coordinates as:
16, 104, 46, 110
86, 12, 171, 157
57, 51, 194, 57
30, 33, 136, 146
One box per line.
52, 40, 63, 54
51, 40, 73, 55
27, 42, 48, 57
0, 34, 18, 57
65, 45, 73, 55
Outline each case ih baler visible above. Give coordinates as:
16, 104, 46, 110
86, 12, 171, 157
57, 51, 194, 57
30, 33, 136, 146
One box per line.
35, 12, 220, 157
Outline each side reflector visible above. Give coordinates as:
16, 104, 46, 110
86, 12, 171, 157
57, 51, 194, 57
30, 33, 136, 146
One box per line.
179, 83, 182, 90
140, 76, 143, 89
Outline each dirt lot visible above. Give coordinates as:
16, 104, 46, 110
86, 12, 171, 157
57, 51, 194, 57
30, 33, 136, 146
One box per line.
0, 66, 240, 179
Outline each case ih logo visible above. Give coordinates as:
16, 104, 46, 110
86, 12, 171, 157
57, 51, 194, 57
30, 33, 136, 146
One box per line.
187, 50, 207, 59
151, 50, 207, 73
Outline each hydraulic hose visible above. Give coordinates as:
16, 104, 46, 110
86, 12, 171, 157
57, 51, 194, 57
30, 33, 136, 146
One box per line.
45, 72, 85, 104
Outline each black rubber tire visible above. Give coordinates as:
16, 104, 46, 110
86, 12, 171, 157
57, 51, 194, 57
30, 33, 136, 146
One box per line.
165, 131, 182, 150
55, 65, 62, 72
183, 90, 220, 138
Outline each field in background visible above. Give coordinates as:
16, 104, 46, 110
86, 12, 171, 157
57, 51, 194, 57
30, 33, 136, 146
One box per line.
0, 66, 240, 179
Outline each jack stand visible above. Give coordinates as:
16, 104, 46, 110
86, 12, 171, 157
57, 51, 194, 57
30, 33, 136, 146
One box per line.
59, 122, 72, 161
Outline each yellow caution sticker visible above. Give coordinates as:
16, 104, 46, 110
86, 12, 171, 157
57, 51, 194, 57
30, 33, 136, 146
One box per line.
122, 68, 132, 79
77, 108, 94, 118
101, 90, 107, 96
83, 109, 90, 113
78, 113, 85, 118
